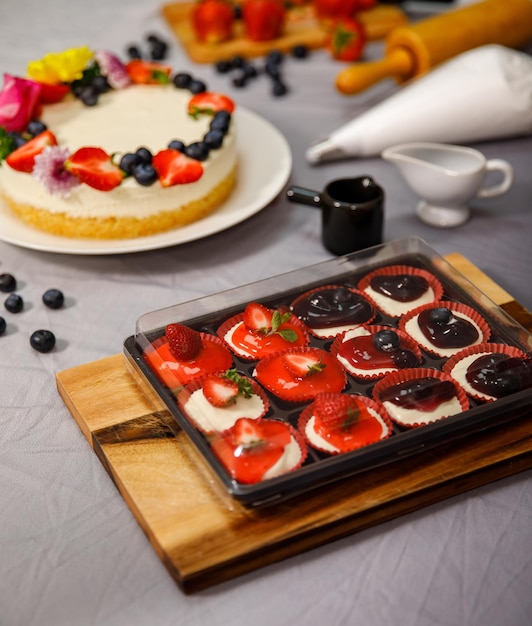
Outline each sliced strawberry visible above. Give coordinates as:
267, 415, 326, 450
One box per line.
282, 351, 326, 379
203, 375, 239, 407
243, 302, 273, 334
231, 417, 266, 447
5, 130, 57, 173
125, 60, 172, 84
192, 0, 235, 43
37, 82, 71, 104
165, 323, 203, 361
152, 149, 204, 187
65, 147, 123, 191
187, 92, 235, 117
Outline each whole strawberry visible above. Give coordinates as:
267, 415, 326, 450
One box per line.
166, 323, 203, 361
192, 0, 235, 43
328, 17, 366, 62
242, 0, 286, 42
313, 0, 360, 27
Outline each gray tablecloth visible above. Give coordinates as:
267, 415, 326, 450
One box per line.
1, 1, 531, 625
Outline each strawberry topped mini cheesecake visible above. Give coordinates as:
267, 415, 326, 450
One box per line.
254, 346, 347, 402
0, 47, 238, 238
218, 302, 309, 360
178, 368, 270, 434
143, 323, 233, 391
299, 392, 392, 455
290, 285, 376, 338
211, 417, 307, 484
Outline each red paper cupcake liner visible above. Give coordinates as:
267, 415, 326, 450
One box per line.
177, 371, 271, 434
330, 324, 423, 381
442, 342, 530, 402
357, 264, 444, 318
398, 300, 491, 358
216, 310, 309, 361
298, 392, 393, 455
289, 285, 376, 339
372, 366, 469, 429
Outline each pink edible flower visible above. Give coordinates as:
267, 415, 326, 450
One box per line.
0, 74, 42, 133
94, 50, 131, 89
32, 145, 80, 197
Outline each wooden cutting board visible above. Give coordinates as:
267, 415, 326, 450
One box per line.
162, 2, 408, 63
56, 254, 532, 594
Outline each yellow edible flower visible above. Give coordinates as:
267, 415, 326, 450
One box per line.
27, 46, 94, 84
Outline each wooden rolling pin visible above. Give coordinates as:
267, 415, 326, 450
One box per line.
336, 0, 532, 95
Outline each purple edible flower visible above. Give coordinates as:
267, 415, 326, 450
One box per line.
94, 50, 131, 89
32, 145, 80, 196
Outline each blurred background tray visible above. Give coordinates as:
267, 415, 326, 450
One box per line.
56, 253, 532, 594
162, 2, 408, 63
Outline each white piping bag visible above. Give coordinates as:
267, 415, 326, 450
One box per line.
306, 45, 532, 164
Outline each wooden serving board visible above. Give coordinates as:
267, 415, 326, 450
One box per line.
162, 2, 408, 63
56, 254, 532, 594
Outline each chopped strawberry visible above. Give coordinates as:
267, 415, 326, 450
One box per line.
282, 352, 326, 379
125, 60, 172, 84
187, 92, 235, 117
243, 302, 273, 334
5, 130, 57, 173
327, 17, 366, 62
211, 417, 294, 484
165, 323, 203, 361
242, 0, 286, 42
314, 0, 360, 24
192, 0, 235, 43
152, 149, 204, 187
37, 82, 71, 104
65, 147, 123, 191
203, 375, 240, 407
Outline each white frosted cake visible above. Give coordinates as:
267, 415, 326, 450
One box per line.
0, 50, 237, 239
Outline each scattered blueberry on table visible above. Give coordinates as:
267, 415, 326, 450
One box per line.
30, 330, 56, 353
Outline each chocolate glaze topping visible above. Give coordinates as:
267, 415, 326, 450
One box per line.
292, 287, 373, 329
466, 353, 532, 398
418, 307, 479, 349
370, 274, 429, 302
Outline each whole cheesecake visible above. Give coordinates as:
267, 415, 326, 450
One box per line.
0, 52, 237, 239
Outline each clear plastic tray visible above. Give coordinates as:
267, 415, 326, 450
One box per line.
123, 237, 532, 507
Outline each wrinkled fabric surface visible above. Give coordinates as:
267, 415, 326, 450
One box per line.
1, 1, 531, 625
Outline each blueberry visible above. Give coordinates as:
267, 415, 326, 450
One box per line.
150, 40, 168, 61
231, 55, 245, 69
272, 80, 288, 97
188, 79, 207, 94
429, 307, 452, 325
132, 163, 158, 186
215, 60, 233, 74
242, 63, 258, 79
127, 45, 142, 59
172, 72, 192, 89
204, 129, 224, 149
232, 72, 248, 88
264, 61, 281, 79
92, 75, 111, 94
0, 273, 16, 293
210, 110, 231, 132
185, 142, 210, 161
79, 85, 99, 106
5, 293, 23, 313
30, 329, 56, 353
266, 49, 284, 65
292, 44, 309, 59
168, 139, 186, 152
135, 147, 153, 164
0, 316, 6, 336
7, 132, 27, 149
146, 33, 162, 44
373, 329, 400, 352
392, 349, 419, 369
42, 288, 64, 310
119, 152, 140, 175
26, 119, 47, 136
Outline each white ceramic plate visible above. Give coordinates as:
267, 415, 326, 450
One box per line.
0, 107, 292, 255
